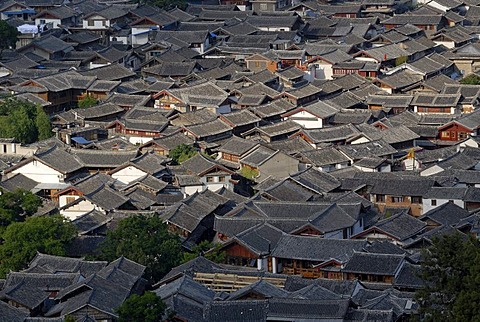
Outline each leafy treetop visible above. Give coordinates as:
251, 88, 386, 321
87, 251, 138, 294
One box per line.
182, 240, 225, 264
97, 215, 182, 283
117, 291, 167, 322
0, 189, 42, 234
416, 233, 480, 321
169, 144, 197, 165
0, 21, 19, 54
0, 214, 77, 277
460, 74, 480, 85
78, 94, 98, 108
0, 98, 52, 144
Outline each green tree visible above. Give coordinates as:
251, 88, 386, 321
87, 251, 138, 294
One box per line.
460, 74, 480, 85
416, 233, 480, 321
7, 107, 37, 144
182, 241, 225, 264
395, 55, 408, 66
135, 0, 186, 10
0, 189, 42, 232
240, 166, 259, 180
0, 215, 76, 277
98, 215, 182, 283
0, 21, 19, 58
117, 292, 166, 322
78, 94, 98, 108
169, 144, 197, 165
0, 98, 50, 144
35, 106, 53, 140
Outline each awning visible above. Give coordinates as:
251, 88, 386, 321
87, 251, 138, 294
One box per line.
71, 136, 92, 145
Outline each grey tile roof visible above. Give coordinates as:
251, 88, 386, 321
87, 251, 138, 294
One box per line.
393, 262, 424, 289
240, 145, 278, 167
155, 275, 214, 321
284, 100, 338, 119
242, 120, 301, 139
25, 253, 107, 277
343, 252, 404, 275
182, 153, 232, 176
356, 172, 435, 196
361, 124, 420, 144
106, 93, 151, 107
74, 102, 124, 120
1, 272, 81, 310
72, 209, 110, 235
204, 300, 268, 322
84, 5, 127, 19
228, 279, 289, 300
80, 63, 136, 81
411, 93, 460, 107
331, 109, 373, 125
220, 109, 261, 127
142, 131, 194, 152
232, 223, 284, 256
184, 118, 232, 139
368, 211, 427, 241
289, 281, 341, 300
272, 236, 367, 262
22, 35, 73, 54
265, 137, 313, 156
122, 187, 157, 210
420, 201, 470, 226
338, 140, 397, 160
382, 13, 444, 26
125, 151, 167, 175
289, 166, 341, 193
0, 300, 29, 322
345, 308, 395, 321
268, 298, 350, 320
249, 99, 294, 118
218, 136, 258, 156
143, 61, 196, 77
299, 124, 361, 144
261, 179, 318, 202
354, 157, 388, 169
72, 149, 138, 168
167, 81, 230, 107
365, 240, 406, 255
376, 70, 423, 90
0, 173, 38, 192
18, 145, 84, 175
366, 95, 413, 108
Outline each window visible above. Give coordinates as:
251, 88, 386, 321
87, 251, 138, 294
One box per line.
431, 199, 437, 206
260, 3, 268, 10
459, 132, 468, 140
219, 176, 225, 182
411, 196, 422, 204
376, 194, 385, 203
88, 20, 94, 26
441, 131, 450, 138
65, 196, 76, 205
391, 196, 404, 203
206, 177, 214, 183
40, 19, 45, 24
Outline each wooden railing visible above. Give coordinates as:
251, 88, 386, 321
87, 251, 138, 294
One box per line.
194, 272, 286, 292
281, 267, 323, 279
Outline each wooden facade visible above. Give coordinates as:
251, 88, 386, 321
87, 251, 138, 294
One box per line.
438, 122, 474, 141
372, 194, 423, 217
223, 242, 259, 266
